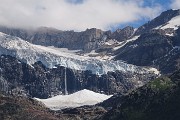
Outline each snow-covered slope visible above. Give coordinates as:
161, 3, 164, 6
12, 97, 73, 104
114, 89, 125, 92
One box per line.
155, 15, 180, 30
35, 89, 112, 110
0, 32, 159, 75
113, 36, 140, 50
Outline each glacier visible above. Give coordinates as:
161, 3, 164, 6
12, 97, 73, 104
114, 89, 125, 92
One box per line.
0, 32, 159, 75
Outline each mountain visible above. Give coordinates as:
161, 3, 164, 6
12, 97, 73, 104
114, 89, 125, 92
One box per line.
0, 9, 180, 120
0, 26, 134, 53
0, 10, 179, 75
115, 32, 173, 66
114, 9, 180, 74
1, 68, 179, 120
98, 69, 180, 120
135, 9, 180, 35
34, 69, 180, 120
0, 30, 159, 99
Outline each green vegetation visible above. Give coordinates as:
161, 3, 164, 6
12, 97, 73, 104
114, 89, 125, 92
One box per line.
121, 108, 146, 120
148, 77, 175, 91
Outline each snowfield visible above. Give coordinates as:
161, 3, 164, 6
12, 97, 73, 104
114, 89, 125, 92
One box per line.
0, 32, 159, 75
155, 15, 180, 30
35, 89, 112, 110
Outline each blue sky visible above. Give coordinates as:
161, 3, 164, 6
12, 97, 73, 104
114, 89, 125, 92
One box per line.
144, 0, 171, 8
117, 0, 172, 29
0, 0, 179, 31
57, 0, 178, 30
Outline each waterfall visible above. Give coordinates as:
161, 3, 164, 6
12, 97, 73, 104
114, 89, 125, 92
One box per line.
0, 76, 8, 93
64, 67, 68, 95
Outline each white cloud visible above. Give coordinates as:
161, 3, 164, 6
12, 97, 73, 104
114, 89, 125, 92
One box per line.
170, 0, 180, 9
0, 0, 162, 31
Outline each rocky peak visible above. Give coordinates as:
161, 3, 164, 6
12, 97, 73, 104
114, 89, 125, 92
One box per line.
82, 28, 105, 43
114, 28, 122, 33
110, 26, 134, 42
84, 28, 104, 37
35, 27, 62, 33
135, 9, 180, 35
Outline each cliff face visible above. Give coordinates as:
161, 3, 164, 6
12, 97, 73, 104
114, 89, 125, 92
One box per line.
0, 55, 156, 99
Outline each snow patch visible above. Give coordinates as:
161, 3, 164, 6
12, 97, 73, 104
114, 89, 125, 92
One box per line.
129, 44, 138, 48
35, 89, 112, 110
104, 39, 118, 46
173, 46, 180, 50
113, 36, 140, 50
148, 68, 160, 75
166, 33, 174, 36
155, 15, 180, 30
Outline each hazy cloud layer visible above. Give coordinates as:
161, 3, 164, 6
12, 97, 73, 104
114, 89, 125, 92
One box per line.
171, 0, 180, 9
0, 0, 162, 31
